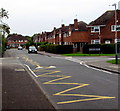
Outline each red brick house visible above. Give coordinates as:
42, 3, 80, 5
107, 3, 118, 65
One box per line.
7, 34, 28, 48
87, 10, 120, 44
33, 9, 120, 52
42, 19, 89, 52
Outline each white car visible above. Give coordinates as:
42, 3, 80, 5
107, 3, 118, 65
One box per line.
18, 46, 23, 50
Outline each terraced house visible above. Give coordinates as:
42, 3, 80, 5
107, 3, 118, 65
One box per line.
33, 9, 120, 52
33, 19, 89, 52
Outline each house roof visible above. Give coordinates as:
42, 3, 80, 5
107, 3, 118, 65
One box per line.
88, 10, 117, 26
7, 34, 28, 40
78, 21, 88, 31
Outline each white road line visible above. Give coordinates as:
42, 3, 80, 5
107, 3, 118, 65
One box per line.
88, 66, 112, 74
24, 64, 38, 77
65, 57, 118, 75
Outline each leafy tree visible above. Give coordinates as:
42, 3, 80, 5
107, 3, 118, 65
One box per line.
25, 36, 35, 49
0, 8, 10, 57
0, 8, 9, 19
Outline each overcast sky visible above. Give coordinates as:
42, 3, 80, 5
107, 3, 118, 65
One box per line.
0, 0, 120, 36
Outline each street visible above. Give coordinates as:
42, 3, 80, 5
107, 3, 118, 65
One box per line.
2, 49, 119, 110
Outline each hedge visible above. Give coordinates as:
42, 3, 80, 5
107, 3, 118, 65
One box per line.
83, 44, 120, 54
39, 44, 73, 54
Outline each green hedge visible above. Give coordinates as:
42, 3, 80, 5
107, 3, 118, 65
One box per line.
83, 44, 120, 54
40, 44, 73, 54
0, 35, 7, 57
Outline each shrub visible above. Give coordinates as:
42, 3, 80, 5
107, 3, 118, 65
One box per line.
83, 44, 120, 54
101, 44, 115, 54
40, 44, 73, 54
83, 44, 101, 54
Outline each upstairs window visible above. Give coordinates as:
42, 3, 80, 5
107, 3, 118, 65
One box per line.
91, 39, 100, 44
69, 31, 71, 36
115, 39, 120, 43
59, 34, 61, 38
91, 26, 100, 33
111, 25, 120, 31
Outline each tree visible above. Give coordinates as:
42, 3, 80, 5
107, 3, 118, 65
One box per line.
0, 8, 9, 19
0, 8, 10, 57
0, 8, 10, 35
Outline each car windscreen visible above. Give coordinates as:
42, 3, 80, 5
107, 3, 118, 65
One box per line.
29, 47, 36, 50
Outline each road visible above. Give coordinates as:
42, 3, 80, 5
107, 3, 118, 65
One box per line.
2, 49, 119, 110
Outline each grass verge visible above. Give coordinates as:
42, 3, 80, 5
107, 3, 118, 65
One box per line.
107, 59, 120, 64
62, 53, 118, 56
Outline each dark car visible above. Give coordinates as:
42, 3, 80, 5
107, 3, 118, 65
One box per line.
28, 46, 37, 53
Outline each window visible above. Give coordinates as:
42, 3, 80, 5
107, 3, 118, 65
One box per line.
69, 31, 71, 36
59, 34, 61, 38
91, 26, 100, 33
115, 39, 120, 43
53, 35, 55, 38
111, 25, 120, 31
59, 42, 61, 45
19, 40, 23, 42
63, 33, 67, 37
105, 40, 110, 44
91, 40, 100, 44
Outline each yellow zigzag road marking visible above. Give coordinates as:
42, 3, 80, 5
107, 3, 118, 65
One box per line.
37, 70, 116, 104
22, 56, 116, 104
37, 71, 61, 77
57, 96, 115, 104
22, 56, 41, 66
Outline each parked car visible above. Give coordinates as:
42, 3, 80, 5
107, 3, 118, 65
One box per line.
18, 46, 23, 50
6, 46, 10, 49
28, 46, 37, 53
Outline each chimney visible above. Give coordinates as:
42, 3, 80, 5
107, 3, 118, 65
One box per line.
61, 24, 65, 27
74, 19, 78, 30
54, 27, 56, 30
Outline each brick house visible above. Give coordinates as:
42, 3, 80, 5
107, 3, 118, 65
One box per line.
33, 9, 120, 52
87, 10, 120, 44
35, 19, 89, 52
7, 34, 28, 48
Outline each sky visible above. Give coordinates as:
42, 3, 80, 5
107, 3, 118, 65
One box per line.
0, 0, 120, 36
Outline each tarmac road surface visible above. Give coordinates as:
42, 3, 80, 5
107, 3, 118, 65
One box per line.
2, 49, 119, 110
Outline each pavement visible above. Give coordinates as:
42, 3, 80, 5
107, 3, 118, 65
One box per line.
1, 53, 56, 110
38, 51, 119, 74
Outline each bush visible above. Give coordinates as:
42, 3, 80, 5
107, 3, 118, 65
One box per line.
1, 35, 7, 57
83, 44, 120, 54
83, 44, 101, 54
101, 44, 115, 54
40, 44, 73, 54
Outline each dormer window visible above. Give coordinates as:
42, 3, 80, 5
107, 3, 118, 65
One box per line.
91, 26, 100, 33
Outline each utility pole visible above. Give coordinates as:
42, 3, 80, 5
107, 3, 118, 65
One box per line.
112, 3, 118, 64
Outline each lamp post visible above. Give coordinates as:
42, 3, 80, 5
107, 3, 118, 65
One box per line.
112, 3, 118, 64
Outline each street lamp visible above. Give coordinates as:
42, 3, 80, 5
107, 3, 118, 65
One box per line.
112, 3, 118, 64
